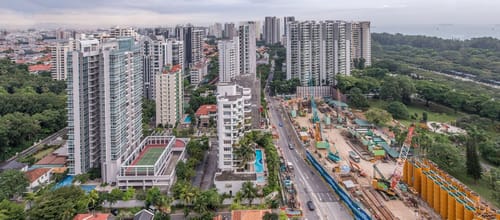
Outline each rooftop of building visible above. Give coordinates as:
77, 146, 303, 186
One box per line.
28, 64, 51, 72
133, 209, 154, 220
162, 64, 182, 74
0, 160, 28, 171
25, 168, 51, 182
35, 153, 67, 165
73, 213, 112, 220
231, 209, 273, 220
195, 104, 217, 116
214, 171, 256, 181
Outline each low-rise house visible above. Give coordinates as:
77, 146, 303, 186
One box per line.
0, 160, 28, 172
195, 104, 217, 127
134, 209, 154, 220
25, 168, 52, 191
73, 213, 113, 220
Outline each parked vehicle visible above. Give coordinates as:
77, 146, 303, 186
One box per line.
289, 143, 294, 150
349, 150, 361, 163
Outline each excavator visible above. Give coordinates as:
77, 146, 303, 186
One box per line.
372, 124, 416, 198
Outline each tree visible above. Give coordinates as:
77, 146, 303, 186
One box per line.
145, 187, 162, 208
348, 87, 369, 109
466, 128, 484, 182
122, 187, 135, 201
263, 212, 279, 220
386, 101, 409, 119
107, 188, 124, 208
87, 189, 100, 213
233, 143, 255, 169
28, 186, 87, 220
193, 189, 222, 216
365, 108, 393, 126
422, 112, 428, 122
0, 169, 29, 200
0, 199, 25, 220
240, 181, 257, 206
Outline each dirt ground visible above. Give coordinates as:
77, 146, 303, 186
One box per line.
290, 105, 420, 220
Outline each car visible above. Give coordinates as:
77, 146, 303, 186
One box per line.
279, 122, 283, 127
349, 150, 361, 163
288, 143, 294, 150
307, 201, 315, 211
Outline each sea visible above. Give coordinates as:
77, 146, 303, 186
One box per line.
372, 24, 500, 40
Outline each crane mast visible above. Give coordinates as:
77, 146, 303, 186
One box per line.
390, 125, 415, 189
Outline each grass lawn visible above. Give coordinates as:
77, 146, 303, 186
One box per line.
368, 99, 463, 126
449, 170, 499, 208
33, 146, 57, 160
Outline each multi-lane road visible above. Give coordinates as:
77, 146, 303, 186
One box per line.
266, 95, 352, 220
265, 56, 351, 219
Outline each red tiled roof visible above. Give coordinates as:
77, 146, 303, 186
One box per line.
35, 153, 67, 165
28, 64, 51, 72
232, 209, 272, 220
25, 168, 51, 183
195, 104, 217, 116
73, 213, 110, 220
163, 64, 182, 74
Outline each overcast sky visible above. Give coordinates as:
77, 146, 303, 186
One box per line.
0, 0, 499, 28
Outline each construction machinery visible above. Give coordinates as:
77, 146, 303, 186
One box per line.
391, 124, 415, 189
372, 124, 416, 198
349, 160, 367, 177
372, 162, 396, 197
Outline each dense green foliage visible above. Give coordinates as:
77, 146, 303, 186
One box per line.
28, 186, 88, 220
365, 108, 392, 126
466, 129, 483, 181
0, 199, 25, 220
347, 87, 369, 109
266, 45, 300, 95
175, 137, 209, 182
386, 101, 410, 119
0, 170, 29, 200
372, 33, 500, 83
0, 59, 67, 161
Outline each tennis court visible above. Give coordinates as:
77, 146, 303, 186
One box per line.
126, 145, 166, 175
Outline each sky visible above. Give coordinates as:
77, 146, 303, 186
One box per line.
0, 0, 499, 28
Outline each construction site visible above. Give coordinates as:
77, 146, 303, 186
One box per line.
280, 92, 500, 220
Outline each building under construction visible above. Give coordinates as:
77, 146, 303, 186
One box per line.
404, 159, 500, 220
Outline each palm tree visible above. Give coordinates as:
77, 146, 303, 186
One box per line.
157, 195, 173, 214
87, 190, 100, 214
234, 143, 255, 169
241, 181, 257, 206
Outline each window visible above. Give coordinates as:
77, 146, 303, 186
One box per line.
223, 154, 231, 159
223, 140, 231, 144
223, 147, 231, 151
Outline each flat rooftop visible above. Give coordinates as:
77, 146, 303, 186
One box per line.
215, 171, 257, 181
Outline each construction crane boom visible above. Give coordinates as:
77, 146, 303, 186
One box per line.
390, 124, 415, 189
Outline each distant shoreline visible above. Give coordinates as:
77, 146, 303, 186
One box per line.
373, 24, 500, 40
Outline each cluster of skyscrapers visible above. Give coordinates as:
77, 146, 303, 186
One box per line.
286, 20, 371, 86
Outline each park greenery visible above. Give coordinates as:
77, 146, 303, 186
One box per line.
0, 59, 67, 161
372, 33, 500, 83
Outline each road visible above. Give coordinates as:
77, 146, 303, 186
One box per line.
267, 96, 352, 220
264, 55, 351, 220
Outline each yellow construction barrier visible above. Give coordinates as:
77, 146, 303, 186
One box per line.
403, 159, 498, 220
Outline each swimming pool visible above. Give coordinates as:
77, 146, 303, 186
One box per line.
54, 175, 74, 189
54, 175, 97, 193
184, 116, 192, 123
254, 149, 264, 173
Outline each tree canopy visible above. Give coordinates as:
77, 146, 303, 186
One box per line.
0, 169, 29, 200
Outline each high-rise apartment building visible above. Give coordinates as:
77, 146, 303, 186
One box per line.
109, 26, 137, 38
218, 37, 240, 83
264, 16, 281, 44
165, 39, 185, 70
67, 38, 143, 183
155, 65, 184, 127
216, 83, 252, 171
286, 20, 370, 85
190, 60, 208, 85
238, 22, 256, 76
183, 27, 203, 68
350, 21, 371, 67
283, 16, 295, 37
140, 35, 165, 100
209, 23, 223, 38
50, 40, 74, 80
223, 23, 236, 39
